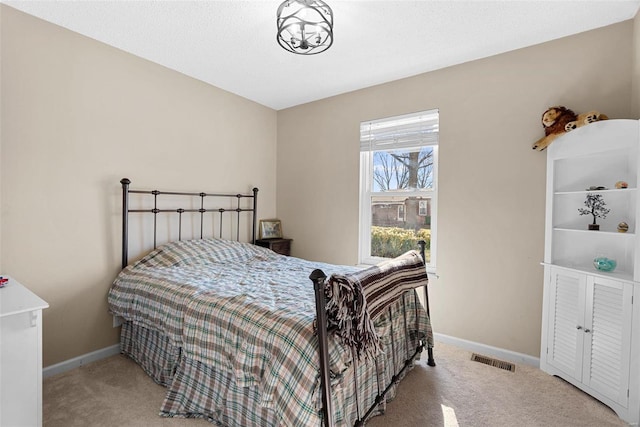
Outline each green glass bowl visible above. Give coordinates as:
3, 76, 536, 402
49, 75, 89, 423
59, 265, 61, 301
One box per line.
593, 257, 617, 272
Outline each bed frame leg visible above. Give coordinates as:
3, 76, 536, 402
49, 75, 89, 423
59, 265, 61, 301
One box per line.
310, 268, 334, 427
427, 347, 436, 366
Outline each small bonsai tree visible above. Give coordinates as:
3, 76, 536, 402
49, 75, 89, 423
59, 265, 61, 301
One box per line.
578, 193, 610, 230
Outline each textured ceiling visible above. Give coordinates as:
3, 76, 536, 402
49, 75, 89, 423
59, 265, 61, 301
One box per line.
4, 1, 640, 110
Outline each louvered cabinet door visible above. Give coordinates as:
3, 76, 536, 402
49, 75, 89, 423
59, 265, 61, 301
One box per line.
582, 276, 633, 407
547, 267, 587, 381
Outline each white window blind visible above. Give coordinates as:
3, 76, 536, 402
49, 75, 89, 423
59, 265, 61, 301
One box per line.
360, 109, 439, 152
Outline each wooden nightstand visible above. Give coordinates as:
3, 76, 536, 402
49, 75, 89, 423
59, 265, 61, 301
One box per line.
255, 238, 292, 256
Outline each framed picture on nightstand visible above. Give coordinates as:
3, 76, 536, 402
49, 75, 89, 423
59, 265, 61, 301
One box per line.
259, 219, 282, 239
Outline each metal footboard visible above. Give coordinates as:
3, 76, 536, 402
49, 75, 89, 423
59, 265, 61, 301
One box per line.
310, 240, 435, 427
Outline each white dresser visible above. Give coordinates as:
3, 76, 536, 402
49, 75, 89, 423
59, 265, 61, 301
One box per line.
0, 276, 49, 427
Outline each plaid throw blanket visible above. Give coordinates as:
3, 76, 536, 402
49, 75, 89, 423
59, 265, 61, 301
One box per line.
325, 250, 429, 360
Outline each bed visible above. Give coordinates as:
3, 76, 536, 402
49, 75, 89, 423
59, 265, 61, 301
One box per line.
108, 178, 435, 427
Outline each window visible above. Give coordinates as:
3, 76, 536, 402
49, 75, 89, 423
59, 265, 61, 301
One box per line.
359, 109, 438, 271
397, 205, 405, 221
418, 200, 428, 216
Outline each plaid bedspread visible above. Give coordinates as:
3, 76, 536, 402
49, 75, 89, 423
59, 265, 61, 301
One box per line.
108, 238, 432, 426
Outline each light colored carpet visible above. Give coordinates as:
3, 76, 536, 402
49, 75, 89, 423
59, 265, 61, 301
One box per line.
44, 341, 628, 427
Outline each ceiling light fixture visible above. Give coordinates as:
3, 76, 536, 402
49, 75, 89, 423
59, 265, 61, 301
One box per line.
276, 0, 333, 55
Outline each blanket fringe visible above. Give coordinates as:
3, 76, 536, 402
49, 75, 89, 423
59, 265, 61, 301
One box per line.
325, 274, 381, 361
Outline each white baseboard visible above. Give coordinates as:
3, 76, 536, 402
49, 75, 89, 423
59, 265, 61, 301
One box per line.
43, 344, 121, 379
434, 332, 540, 368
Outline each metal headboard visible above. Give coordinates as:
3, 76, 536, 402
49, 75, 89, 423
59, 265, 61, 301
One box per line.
120, 178, 258, 269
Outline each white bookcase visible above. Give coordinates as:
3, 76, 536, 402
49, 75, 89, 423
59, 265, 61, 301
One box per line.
0, 276, 49, 427
540, 119, 640, 425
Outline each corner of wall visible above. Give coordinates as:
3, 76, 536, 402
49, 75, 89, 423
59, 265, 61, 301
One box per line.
0, 4, 5, 272
632, 10, 640, 118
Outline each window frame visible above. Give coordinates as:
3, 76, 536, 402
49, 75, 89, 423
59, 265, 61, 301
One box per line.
358, 110, 438, 273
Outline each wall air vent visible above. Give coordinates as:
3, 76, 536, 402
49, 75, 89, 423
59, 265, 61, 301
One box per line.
471, 353, 516, 372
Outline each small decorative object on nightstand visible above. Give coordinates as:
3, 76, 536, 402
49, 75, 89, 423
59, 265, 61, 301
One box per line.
256, 238, 292, 256
259, 219, 283, 239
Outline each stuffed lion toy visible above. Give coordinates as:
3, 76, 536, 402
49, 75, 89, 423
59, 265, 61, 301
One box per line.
532, 106, 608, 151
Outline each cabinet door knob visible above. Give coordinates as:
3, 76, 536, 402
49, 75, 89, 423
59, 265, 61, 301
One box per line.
576, 325, 583, 330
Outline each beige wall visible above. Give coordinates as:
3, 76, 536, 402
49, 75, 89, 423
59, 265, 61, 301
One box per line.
0, 6, 277, 366
277, 22, 634, 358
633, 11, 640, 118
0, 6, 3, 271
